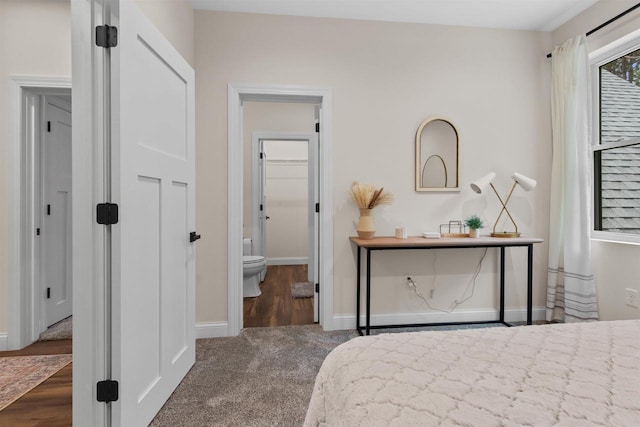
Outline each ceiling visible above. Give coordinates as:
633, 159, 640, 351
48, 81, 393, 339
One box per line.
191, 0, 600, 32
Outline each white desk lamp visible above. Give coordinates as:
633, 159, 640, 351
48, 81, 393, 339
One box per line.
470, 172, 536, 237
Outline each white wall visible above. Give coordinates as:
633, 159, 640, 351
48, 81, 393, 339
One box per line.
195, 11, 553, 325
0, 0, 193, 339
552, 0, 640, 320
264, 140, 309, 261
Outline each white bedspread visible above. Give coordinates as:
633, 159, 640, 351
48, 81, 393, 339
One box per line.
304, 321, 640, 426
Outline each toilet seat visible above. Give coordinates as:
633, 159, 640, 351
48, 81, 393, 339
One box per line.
243, 256, 265, 264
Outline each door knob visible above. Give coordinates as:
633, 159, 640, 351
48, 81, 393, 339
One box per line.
189, 231, 201, 243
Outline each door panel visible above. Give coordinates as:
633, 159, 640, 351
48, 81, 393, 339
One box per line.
112, 1, 195, 425
43, 98, 72, 327
163, 181, 189, 361
125, 175, 161, 400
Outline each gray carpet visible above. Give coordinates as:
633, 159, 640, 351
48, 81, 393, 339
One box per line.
38, 316, 72, 341
150, 325, 358, 427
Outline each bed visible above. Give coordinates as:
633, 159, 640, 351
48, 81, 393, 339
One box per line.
304, 320, 640, 426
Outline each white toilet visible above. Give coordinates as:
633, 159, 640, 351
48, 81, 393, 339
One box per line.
243, 238, 266, 298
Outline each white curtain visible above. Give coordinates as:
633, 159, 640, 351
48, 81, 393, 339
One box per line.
547, 35, 599, 322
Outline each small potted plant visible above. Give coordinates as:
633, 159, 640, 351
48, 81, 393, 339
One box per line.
464, 215, 485, 238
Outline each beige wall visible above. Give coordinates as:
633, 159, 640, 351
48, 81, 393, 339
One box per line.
592, 242, 640, 320
195, 11, 553, 325
0, 0, 72, 336
0, 0, 193, 337
552, 1, 640, 320
132, 0, 194, 66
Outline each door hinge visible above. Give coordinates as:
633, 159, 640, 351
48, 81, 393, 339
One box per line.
259, 204, 263, 211
96, 25, 118, 48
315, 283, 319, 293
96, 380, 119, 403
46, 287, 51, 299
315, 122, 320, 133
96, 203, 119, 225
260, 152, 263, 159
47, 204, 51, 215
36, 228, 40, 236
189, 231, 201, 243
315, 203, 320, 213
47, 121, 51, 132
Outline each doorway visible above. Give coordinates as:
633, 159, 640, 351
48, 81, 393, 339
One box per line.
41, 95, 73, 330
227, 84, 334, 336
8, 78, 72, 349
245, 136, 319, 327
2, 81, 73, 426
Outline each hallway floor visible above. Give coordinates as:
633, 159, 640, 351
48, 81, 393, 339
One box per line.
0, 339, 72, 426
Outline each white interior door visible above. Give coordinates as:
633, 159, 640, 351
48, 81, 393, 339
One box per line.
111, 1, 195, 425
43, 97, 73, 327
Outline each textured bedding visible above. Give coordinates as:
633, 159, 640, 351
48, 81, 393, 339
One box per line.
304, 321, 640, 426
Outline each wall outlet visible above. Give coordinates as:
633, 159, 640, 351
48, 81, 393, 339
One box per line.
405, 276, 434, 299
404, 276, 413, 288
625, 288, 639, 308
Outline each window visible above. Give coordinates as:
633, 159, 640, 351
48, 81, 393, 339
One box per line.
593, 42, 640, 243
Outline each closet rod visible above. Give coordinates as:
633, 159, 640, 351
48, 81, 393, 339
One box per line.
546, 2, 640, 58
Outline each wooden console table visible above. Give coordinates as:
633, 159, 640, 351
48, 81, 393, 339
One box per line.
350, 236, 544, 335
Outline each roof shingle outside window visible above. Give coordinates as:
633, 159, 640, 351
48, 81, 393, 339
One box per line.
599, 70, 640, 234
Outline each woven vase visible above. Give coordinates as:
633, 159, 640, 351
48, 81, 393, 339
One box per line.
357, 208, 375, 239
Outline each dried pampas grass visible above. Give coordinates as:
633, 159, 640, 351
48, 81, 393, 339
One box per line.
350, 181, 393, 209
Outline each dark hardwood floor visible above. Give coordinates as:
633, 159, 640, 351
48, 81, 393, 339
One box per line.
244, 264, 315, 327
0, 339, 72, 426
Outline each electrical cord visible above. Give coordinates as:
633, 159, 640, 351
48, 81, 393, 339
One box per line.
406, 247, 488, 313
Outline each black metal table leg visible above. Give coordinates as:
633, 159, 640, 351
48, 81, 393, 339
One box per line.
350, 238, 540, 334
527, 244, 533, 325
500, 247, 505, 323
356, 247, 361, 335
366, 248, 371, 335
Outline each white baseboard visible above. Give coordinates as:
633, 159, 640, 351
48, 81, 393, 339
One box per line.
267, 257, 308, 266
195, 321, 229, 339
332, 307, 546, 330
0, 333, 8, 351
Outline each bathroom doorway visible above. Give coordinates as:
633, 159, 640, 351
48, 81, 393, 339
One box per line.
245, 137, 318, 327
241, 102, 319, 328
228, 85, 334, 336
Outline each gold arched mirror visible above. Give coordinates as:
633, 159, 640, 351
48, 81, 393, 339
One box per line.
415, 116, 459, 191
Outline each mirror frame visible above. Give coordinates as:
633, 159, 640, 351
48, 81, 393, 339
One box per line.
415, 116, 460, 192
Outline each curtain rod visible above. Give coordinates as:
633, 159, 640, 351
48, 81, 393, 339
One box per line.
546, 2, 640, 58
